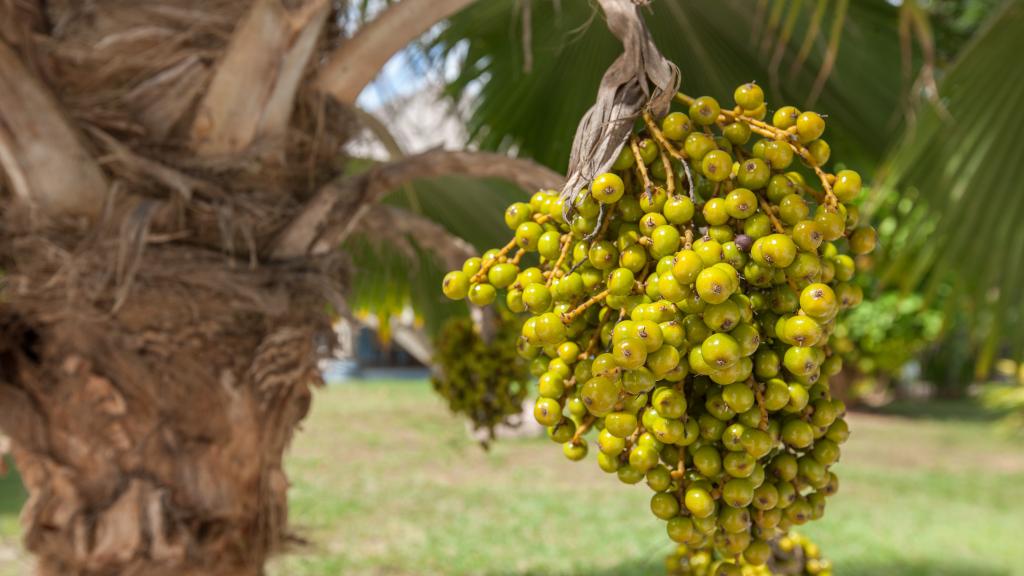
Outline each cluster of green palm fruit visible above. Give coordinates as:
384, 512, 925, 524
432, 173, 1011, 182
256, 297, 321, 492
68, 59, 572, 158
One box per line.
441, 81, 875, 569
667, 531, 831, 576
431, 316, 529, 443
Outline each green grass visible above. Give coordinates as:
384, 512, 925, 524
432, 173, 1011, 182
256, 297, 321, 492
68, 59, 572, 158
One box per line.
269, 382, 1024, 576
0, 457, 27, 575
1, 382, 1022, 575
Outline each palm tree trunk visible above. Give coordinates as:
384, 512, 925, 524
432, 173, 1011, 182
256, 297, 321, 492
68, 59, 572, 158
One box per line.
0, 2, 339, 569
0, 4, 333, 570
0, 2, 556, 574
2, 251, 324, 575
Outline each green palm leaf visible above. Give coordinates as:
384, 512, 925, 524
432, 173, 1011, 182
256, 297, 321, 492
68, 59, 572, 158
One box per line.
878, 1, 1024, 355
433, 0, 905, 174
347, 173, 530, 336
382, 176, 527, 252
346, 234, 463, 337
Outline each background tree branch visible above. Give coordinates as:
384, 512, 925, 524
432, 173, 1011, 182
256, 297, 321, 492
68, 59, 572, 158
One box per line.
358, 204, 477, 271
271, 149, 563, 259
315, 0, 476, 104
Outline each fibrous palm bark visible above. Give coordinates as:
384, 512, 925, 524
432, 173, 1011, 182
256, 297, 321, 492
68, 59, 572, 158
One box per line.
0, 1, 558, 574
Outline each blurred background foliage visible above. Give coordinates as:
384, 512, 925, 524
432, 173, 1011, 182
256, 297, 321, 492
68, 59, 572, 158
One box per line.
344, 0, 1024, 420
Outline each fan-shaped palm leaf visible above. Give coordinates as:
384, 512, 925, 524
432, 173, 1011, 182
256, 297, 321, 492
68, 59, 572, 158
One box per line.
433, 0, 905, 173
878, 1, 1024, 355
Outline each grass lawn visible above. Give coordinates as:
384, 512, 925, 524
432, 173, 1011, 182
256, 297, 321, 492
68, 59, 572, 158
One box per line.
2, 381, 1022, 575
269, 382, 1024, 576
0, 457, 27, 576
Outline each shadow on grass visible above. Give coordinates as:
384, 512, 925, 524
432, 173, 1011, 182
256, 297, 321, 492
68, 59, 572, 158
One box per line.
855, 398, 1000, 423
488, 557, 1010, 576
0, 456, 27, 521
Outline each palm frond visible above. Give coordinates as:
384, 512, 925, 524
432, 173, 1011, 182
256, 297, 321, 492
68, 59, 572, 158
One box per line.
432, 0, 905, 174
346, 234, 464, 337
345, 172, 530, 335
878, 1, 1024, 355
382, 175, 528, 253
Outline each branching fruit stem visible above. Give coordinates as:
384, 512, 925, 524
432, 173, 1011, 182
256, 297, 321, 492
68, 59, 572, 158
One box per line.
674, 92, 838, 209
